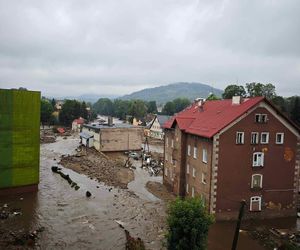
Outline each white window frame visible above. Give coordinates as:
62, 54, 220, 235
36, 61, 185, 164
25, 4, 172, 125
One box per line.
250, 196, 262, 211
171, 139, 174, 148
186, 183, 189, 193
164, 167, 168, 177
202, 148, 208, 163
201, 173, 207, 184
236, 132, 244, 144
186, 164, 190, 174
260, 132, 269, 144
255, 114, 268, 123
192, 168, 196, 178
251, 132, 259, 144
251, 174, 263, 188
253, 152, 264, 167
187, 145, 191, 156
276, 133, 284, 144
193, 147, 197, 159
191, 187, 195, 198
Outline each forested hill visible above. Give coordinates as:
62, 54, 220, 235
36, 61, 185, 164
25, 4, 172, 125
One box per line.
120, 82, 223, 105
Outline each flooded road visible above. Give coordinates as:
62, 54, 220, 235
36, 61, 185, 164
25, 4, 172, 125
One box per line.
1, 136, 298, 249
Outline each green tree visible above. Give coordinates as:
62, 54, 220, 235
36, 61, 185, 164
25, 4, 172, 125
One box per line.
147, 101, 158, 114
206, 93, 220, 101
128, 99, 147, 119
271, 96, 287, 113
173, 98, 191, 113
222, 85, 246, 99
80, 101, 88, 119
290, 96, 300, 126
166, 198, 214, 250
59, 100, 82, 126
51, 98, 56, 109
93, 98, 114, 116
162, 101, 176, 115
246, 82, 276, 98
41, 99, 54, 127
113, 99, 131, 120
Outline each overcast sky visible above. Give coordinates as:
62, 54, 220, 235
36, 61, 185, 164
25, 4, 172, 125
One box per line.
0, 0, 299, 97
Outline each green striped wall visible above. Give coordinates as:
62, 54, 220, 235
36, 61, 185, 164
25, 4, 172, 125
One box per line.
0, 89, 40, 189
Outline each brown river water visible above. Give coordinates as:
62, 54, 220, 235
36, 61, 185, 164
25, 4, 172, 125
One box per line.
0, 137, 298, 249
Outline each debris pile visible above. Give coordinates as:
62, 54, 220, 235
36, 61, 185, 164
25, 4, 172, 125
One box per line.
40, 129, 56, 144
51, 166, 80, 190
59, 147, 134, 189
141, 152, 163, 177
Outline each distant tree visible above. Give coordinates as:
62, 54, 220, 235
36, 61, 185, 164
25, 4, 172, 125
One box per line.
290, 96, 300, 126
51, 98, 56, 109
93, 98, 114, 116
246, 82, 276, 98
206, 93, 220, 101
166, 198, 214, 250
113, 99, 131, 120
80, 101, 88, 119
271, 96, 287, 113
41, 99, 54, 128
59, 100, 82, 126
128, 99, 147, 119
146, 101, 158, 114
173, 98, 191, 113
222, 85, 246, 99
162, 101, 176, 115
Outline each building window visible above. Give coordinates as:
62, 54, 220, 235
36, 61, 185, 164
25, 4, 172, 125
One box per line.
276, 133, 284, 144
191, 187, 195, 198
164, 167, 168, 177
251, 132, 259, 144
171, 139, 174, 148
202, 148, 208, 163
186, 164, 190, 174
165, 154, 168, 161
250, 196, 262, 211
186, 183, 189, 193
260, 132, 269, 144
253, 152, 264, 167
192, 168, 196, 177
236, 132, 244, 144
201, 173, 207, 184
193, 147, 197, 159
251, 174, 263, 188
255, 114, 268, 123
166, 137, 169, 147
187, 145, 191, 156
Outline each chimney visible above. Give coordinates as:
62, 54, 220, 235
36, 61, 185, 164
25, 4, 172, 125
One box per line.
232, 96, 242, 105
108, 116, 113, 126
194, 98, 205, 111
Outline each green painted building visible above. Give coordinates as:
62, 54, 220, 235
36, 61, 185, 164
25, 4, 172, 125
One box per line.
0, 89, 40, 192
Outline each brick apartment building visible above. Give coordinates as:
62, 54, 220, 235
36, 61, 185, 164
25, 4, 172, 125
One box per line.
163, 96, 300, 220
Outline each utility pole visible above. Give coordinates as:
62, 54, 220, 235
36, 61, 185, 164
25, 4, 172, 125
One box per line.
231, 200, 246, 250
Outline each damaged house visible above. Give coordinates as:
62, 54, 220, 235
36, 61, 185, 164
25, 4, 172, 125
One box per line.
81, 117, 143, 152
163, 96, 300, 220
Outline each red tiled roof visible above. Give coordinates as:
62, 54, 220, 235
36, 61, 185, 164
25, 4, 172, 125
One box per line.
163, 97, 265, 138
73, 118, 85, 124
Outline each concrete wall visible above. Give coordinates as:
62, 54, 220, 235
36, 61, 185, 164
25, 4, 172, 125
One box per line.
0, 89, 40, 191
99, 127, 143, 152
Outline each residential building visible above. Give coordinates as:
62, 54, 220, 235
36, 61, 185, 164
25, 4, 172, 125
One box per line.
163, 96, 300, 220
0, 89, 40, 195
81, 118, 143, 152
149, 115, 171, 140
72, 117, 85, 132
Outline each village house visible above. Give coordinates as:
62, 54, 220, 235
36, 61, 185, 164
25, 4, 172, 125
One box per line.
149, 115, 171, 140
72, 117, 85, 132
81, 117, 143, 152
163, 96, 300, 220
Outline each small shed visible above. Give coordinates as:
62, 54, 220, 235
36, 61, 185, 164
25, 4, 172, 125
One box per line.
79, 131, 94, 148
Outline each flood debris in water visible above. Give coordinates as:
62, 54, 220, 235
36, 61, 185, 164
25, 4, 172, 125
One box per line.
51, 165, 80, 190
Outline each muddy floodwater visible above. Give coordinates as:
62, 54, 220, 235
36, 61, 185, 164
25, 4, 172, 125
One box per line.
0, 136, 298, 249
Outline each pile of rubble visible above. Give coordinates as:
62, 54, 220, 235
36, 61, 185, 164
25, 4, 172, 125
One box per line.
40, 129, 56, 144
141, 152, 163, 177
59, 147, 134, 189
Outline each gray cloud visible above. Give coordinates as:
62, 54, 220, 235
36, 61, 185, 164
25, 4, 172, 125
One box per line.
0, 0, 299, 97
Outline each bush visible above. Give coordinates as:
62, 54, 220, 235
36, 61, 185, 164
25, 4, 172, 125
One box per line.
166, 197, 214, 250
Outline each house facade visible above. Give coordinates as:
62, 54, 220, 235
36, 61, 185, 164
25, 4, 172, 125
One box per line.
72, 117, 85, 132
149, 115, 171, 140
163, 97, 300, 220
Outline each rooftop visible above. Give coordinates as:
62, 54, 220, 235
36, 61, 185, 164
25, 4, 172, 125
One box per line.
163, 97, 265, 138
83, 123, 136, 130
